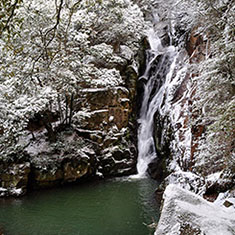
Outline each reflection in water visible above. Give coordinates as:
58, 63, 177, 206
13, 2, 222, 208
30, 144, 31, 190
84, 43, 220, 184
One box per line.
0, 178, 160, 235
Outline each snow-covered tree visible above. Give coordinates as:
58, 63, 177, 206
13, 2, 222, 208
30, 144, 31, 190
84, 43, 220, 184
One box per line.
0, 0, 145, 159
188, 0, 235, 178
0, 0, 23, 40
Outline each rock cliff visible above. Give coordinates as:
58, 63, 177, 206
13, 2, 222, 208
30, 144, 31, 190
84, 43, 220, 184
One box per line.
144, 9, 235, 235
150, 27, 234, 199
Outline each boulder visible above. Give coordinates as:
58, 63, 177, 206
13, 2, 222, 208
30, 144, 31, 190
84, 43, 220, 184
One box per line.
156, 170, 206, 199
99, 144, 137, 177
155, 184, 235, 235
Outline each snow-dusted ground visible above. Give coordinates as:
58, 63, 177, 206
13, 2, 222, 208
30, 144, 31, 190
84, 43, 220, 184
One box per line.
155, 184, 235, 235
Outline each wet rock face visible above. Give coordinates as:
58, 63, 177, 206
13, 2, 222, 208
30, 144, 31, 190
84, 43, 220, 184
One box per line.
148, 113, 173, 180
149, 26, 233, 194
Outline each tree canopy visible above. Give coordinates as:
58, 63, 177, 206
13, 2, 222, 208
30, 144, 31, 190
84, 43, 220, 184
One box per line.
0, 0, 145, 157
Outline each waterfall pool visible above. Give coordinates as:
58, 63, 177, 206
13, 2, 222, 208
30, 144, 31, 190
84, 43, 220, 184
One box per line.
0, 177, 160, 235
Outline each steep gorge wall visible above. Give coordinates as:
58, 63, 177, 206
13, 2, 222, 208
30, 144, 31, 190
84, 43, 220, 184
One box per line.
149, 27, 234, 200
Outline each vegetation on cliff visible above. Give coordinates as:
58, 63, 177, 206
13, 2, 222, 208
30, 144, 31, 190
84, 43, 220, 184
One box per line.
0, 0, 145, 160
147, 0, 234, 192
190, 0, 234, 183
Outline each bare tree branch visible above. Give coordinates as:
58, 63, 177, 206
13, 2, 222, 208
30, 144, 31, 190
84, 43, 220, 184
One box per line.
31, 0, 64, 86
0, 0, 20, 37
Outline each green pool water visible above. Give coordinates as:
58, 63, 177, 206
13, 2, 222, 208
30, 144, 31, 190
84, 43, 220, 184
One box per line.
0, 177, 160, 235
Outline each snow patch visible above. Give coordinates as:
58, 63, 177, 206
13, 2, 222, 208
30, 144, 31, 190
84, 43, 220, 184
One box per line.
10, 188, 23, 196
109, 116, 114, 122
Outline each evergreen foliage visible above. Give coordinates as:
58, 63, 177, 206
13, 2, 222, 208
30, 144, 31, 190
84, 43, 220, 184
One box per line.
0, 0, 145, 158
190, 0, 235, 177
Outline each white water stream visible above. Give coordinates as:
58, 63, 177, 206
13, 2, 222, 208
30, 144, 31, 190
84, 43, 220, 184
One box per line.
136, 28, 178, 177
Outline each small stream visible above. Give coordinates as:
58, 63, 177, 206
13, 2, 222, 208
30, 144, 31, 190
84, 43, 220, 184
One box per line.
0, 177, 160, 235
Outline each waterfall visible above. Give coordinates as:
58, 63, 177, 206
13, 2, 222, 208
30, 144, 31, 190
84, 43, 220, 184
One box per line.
135, 26, 178, 178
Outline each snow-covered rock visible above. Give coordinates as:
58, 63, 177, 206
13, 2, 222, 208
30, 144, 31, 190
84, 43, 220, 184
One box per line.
155, 184, 235, 235
156, 170, 206, 197
0, 162, 31, 197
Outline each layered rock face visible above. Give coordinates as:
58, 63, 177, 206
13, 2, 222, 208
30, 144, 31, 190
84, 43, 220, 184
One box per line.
75, 80, 138, 178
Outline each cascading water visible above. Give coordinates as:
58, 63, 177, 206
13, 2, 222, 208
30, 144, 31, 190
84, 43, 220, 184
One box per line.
136, 25, 179, 177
